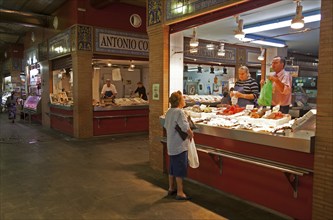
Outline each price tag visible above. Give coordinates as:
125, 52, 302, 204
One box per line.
246, 104, 254, 110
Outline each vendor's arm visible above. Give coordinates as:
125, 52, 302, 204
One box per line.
239, 93, 255, 100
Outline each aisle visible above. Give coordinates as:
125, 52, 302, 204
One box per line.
0, 113, 286, 220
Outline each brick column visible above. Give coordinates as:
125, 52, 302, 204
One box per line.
71, 51, 93, 138
147, 24, 170, 171
40, 60, 51, 128
312, 0, 333, 218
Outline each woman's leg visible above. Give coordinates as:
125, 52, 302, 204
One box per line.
176, 177, 186, 197
168, 175, 175, 191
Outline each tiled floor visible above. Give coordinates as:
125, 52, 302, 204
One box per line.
0, 113, 288, 220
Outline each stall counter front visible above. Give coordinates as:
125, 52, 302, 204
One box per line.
49, 104, 73, 136
160, 117, 314, 220
93, 105, 149, 136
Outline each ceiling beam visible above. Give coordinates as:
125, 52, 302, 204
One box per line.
89, 0, 120, 9
0, 8, 54, 28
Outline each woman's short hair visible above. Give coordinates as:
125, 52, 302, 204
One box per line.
238, 66, 251, 78
169, 90, 183, 108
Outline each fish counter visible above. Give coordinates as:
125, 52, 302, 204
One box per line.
159, 108, 315, 219
93, 103, 149, 136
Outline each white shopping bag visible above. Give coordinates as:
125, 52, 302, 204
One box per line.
188, 139, 199, 168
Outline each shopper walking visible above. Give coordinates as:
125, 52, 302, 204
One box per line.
6, 91, 17, 123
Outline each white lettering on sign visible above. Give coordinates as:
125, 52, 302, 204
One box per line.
99, 33, 149, 52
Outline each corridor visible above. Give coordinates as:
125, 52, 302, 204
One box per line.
0, 113, 286, 220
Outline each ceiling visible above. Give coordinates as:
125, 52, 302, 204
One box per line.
0, 0, 321, 64
181, 0, 321, 57
0, 0, 146, 62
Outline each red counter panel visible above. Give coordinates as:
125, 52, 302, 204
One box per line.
93, 108, 149, 136
50, 107, 73, 136
163, 133, 314, 220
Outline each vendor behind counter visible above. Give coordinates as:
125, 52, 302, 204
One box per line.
101, 79, 118, 99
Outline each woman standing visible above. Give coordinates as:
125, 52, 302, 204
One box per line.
164, 91, 193, 200
231, 66, 259, 107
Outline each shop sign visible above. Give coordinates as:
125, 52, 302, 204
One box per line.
95, 28, 149, 57
48, 30, 71, 60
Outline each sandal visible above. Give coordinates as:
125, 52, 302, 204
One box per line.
175, 195, 191, 200
167, 189, 177, 196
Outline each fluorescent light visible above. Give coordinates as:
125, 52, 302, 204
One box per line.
242, 34, 286, 47
244, 10, 321, 34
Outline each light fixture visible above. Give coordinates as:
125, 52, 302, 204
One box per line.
217, 43, 225, 56
241, 34, 286, 47
190, 47, 198, 53
234, 16, 245, 40
189, 28, 199, 47
210, 66, 215, 74
130, 60, 135, 68
206, 43, 215, 50
128, 60, 135, 71
197, 65, 202, 73
291, 0, 304, 29
107, 62, 112, 67
243, 10, 320, 34
258, 48, 265, 61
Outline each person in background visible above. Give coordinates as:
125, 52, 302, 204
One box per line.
132, 81, 148, 100
231, 66, 259, 107
101, 79, 117, 99
6, 91, 18, 123
164, 91, 193, 200
220, 91, 231, 105
261, 56, 292, 114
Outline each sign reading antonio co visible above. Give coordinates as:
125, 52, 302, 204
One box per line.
95, 28, 149, 57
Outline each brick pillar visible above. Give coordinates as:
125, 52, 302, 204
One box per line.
147, 24, 170, 171
312, 0, 333, 219
71, 51, 93, 138
40, 60, 51, 128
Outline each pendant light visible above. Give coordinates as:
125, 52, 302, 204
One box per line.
258, 48, 265, 61
234, 15, 245, 40
291, 0, 304, 29
189, 28, 199, 47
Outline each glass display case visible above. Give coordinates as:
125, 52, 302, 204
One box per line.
23, 95, 41, 112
